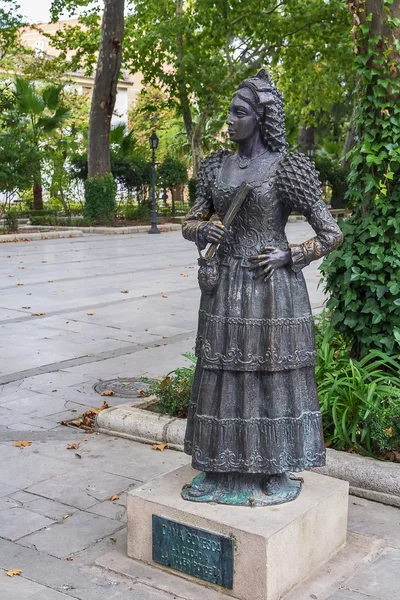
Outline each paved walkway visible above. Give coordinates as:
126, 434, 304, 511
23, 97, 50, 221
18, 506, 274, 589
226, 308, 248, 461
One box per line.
0, 228, 398, 599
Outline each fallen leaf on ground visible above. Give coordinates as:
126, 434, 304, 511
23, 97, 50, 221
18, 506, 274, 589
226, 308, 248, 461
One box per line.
16, 283, 24, 286
169, 264, 175, 266
13, 441, 32, 448
152, 443, 168, 452
87, 312, 94, 316
48, 280, 54, 282
22, 306, 31, 309
66, 557, 73, 562
32, 312, 45, 316
121, 290, 129, 294
8, 275, 14, 278
66, 443, 79, 450
109, 495, 119, 502
6, 569, 23, 577
18, 266, 26, 270
180, 273, 189, 277
101, 390, 115, 397
161, 295, 168, 298
62, 515, 70, 520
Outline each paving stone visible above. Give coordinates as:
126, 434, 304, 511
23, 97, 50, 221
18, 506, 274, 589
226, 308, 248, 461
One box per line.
0, 507, 54, 541
0, 496, 20, 511
87, 500, 127, 522
0, 482, 19, 497
327, 591, 376, 600
0, 573, 47, 600
25, 468, 136, 510
345, 548, 400, 600
27, 589, 76, 600
0, 538, 130, 600
22, 498, 78, 520
18, 510, 124, 559
0, 452, 71, 488
348, 497, 400, 549
112, 584, 180, 600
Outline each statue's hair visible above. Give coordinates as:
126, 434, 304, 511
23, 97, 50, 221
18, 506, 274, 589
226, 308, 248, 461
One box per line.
234, 69, 287, 153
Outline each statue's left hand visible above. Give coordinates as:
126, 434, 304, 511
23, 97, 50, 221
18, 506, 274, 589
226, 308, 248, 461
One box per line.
249, 247, 291, 282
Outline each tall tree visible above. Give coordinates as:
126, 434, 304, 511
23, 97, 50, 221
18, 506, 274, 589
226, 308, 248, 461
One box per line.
88, 0, 125, 177
321, 0, 400, 358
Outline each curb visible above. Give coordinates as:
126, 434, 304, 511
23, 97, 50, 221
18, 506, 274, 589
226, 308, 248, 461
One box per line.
96, 403, 400, 508
0, 230, 83, 243
19, 224, 182, 235
96, 401, 185, 452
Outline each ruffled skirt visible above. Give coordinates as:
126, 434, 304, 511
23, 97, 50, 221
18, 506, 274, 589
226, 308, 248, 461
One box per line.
184, 260, 325, 474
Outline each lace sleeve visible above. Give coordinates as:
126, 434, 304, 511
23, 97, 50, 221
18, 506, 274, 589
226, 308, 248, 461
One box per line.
277, 153, 344, 272
182, 150, 229, 249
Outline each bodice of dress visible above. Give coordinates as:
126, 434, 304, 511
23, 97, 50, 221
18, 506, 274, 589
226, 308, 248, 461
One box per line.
182, 149, 344, 273
211, 157, 290, 267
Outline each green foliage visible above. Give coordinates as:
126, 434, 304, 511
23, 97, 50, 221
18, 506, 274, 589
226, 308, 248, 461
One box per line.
3, 210, 18, 233
29, 215, 91, 227
321, 4, 400, 359
314, 152, 349, 209
157, 157, 188, 191
84, 173, 116, 224
142, 354, 197, 419
314, 313, 400, 456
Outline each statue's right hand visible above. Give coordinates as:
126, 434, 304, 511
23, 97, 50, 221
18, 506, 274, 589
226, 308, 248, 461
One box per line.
198, 222, 230, 245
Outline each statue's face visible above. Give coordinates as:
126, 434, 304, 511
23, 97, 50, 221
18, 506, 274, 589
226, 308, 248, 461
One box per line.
226, 92, 259, 143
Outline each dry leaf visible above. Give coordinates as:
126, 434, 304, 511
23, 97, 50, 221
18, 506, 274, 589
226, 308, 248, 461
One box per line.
87, 312, 94, 316
101, 390, 115, 397
152, 443, 168, 452
22, 306, 31, 309
32, 312, 45, 316
13, 441, 32, 448
121, 290, 129, 294
66, 443, 79, 450
8, 274, 14, 278
18, 266, 26, 270
62, 515, 70, 520
16, 283, 24, 286
48, 280, 54, 282
109, 495, 119, 502
6, 569, 23, 577
66, 557, 73, 561
161, 295, 168, 298
180, 273, 189, 277
169, 264, 175, 266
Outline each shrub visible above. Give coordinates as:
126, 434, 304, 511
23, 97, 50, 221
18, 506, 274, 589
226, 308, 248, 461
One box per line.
141, 354, 196, 418
84, 173, 116, 225
3, 210, 18, 233
315, 312, 400, 456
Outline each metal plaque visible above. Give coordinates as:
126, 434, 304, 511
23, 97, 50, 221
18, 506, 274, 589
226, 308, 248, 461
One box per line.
152, 515, 234, 589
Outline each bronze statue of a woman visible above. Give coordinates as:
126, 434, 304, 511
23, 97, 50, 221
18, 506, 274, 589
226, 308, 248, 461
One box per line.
181, 70, 343, 506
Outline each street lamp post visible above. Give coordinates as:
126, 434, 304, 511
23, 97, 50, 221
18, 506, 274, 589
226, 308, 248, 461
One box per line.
148, 132, 160, 235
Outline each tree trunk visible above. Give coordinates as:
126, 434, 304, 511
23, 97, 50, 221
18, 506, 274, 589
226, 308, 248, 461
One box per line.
88, 0, 125, 178
33, 182, 43, 211
298, 122, 315, 156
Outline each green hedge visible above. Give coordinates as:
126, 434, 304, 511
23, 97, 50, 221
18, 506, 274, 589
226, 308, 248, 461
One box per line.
84, 173, 116, 224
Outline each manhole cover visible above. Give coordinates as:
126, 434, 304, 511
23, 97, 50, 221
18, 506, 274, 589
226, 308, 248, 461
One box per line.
93, 377, 154, 399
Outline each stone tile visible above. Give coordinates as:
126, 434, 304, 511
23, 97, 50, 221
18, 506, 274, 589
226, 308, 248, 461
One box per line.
25, 468, 135, 510
348, 497, 400, 549
0, 537, 130, 600
87, 499, 127, 522
0, 482, 19, 498
1, 394, 67, 417
28, 589, 75, 600
0, 574, 47, 600
0, 452, 71, 488
345, 548, 400, 600
112, 584, 179, 600
0, 507, 54, 541
328, 591, 375, 600
22, 498, 78, 520
19, 511, 123, 559
0, 496, 20, 511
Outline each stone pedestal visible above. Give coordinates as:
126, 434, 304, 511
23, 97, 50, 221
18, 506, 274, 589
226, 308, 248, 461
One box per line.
127, 465, 349, 600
